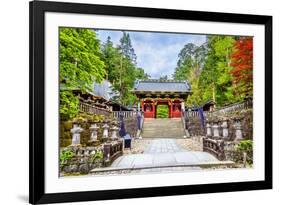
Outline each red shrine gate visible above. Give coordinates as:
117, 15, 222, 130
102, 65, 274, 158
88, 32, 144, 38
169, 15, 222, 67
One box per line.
132, 80, 191, 119
142, 98, 182, 118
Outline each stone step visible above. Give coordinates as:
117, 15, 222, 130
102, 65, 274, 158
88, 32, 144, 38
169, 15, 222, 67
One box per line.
142, 118, 185, 138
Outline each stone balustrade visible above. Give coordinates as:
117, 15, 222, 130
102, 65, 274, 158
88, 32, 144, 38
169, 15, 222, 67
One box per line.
103, 140, 124, 166
203, 137, 225, 160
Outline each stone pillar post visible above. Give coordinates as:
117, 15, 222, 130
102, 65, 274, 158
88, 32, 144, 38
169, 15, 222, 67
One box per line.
70, 123, 83, 146
206, 122, 212, 137
138, 101, 140, 112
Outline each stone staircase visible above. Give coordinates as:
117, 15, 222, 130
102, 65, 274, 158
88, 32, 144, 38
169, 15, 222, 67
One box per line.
141, 118, 185, 138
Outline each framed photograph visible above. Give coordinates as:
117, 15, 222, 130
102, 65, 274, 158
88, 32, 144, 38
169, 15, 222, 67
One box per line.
29, 0, 272, 204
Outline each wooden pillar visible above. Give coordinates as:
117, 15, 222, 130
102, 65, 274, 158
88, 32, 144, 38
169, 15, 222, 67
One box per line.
152, 100, 155, 118
169, 100, 173, 118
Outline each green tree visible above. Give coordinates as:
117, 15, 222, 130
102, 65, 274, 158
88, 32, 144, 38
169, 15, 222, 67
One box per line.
199, 36, 236, 107
173, 43, 206, 107
135, 67, 150, 80
101, 36, 121, 82
156, 105, 169, 118
59, 28, 106, 119
115, 32, 138, 105
159, 75, 169, 80
100, 32, 149, 106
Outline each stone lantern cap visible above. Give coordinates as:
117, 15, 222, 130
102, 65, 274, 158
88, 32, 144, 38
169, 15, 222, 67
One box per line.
89, 124, 99, 130
102, 124, 110, 128
70, 124, 83, 134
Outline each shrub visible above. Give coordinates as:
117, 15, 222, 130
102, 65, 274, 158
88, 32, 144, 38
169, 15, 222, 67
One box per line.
235, 140, 253, 165
156, 105, 169, 118
60, 150, 74, 166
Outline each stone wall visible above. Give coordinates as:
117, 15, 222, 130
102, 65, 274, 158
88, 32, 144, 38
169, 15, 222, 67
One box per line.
60, 139, 123, 175
60, 113, 138, 147
185, 115, 205, 137
60, 146, 104, 175
205, 109, 253, 163
60, 121, 73, 147
206, 109, 253, 141
124, 117, 138, 138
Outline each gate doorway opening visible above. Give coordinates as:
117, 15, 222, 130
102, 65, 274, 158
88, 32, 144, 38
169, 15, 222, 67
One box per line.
156, 104, 169, 118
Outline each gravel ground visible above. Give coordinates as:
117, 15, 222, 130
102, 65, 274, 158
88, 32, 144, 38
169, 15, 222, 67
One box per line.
123, 137, 203, 155
122, 138, 152, 155
176, 136, 203, 152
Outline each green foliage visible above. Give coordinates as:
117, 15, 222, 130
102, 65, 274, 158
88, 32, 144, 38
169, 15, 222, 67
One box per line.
235, 140, 253, 153
101, 32, 149, 106
156, 105, 169, 118
60, 90, 79, 120
159, 75, 168, 81
59, 28, 106, 119
90, 149, 104, 163
174, 36, 240, 108
173, 43, 207, 107
235, 140, 253, 165
73, 112, 105, 123
60, 150, 74, 166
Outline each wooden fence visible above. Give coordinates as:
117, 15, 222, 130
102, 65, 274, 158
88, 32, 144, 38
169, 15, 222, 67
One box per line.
79, 101, 112, 117
112, 111, 137, 119
184, 99, 253, 119
209, 99, 252, 116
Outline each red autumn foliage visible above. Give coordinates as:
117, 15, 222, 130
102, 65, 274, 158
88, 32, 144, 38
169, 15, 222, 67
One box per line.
230, 37, 253, 96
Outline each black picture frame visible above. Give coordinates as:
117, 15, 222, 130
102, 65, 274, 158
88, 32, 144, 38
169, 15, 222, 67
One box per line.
29, 0, 272, 204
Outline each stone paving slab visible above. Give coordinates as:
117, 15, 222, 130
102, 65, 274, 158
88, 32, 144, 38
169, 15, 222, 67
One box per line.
92, 139, 234, 173
144, 139, 185, 153
90, 160, 235, 173
111, 151, 220, 169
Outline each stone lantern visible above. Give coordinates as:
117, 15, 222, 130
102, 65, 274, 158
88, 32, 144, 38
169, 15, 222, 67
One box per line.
110, 125, 119, 140
212, 122, 220, 138
102, 123, 110, 138
88, 124, 99, 142
206, 122, 212, 137
70, 123, 83, 146
221, 120, 229, 139
234, 118, 243, 141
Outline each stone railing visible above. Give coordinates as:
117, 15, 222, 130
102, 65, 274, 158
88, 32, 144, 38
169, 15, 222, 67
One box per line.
181, 110, 186, 130
79, 101, 112, 117
103, 140, 124, 166
203, 137, 225, 160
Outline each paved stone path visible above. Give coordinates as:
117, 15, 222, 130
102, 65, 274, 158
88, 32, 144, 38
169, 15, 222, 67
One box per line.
110, 139, 219, 169
144, 139, 185, 153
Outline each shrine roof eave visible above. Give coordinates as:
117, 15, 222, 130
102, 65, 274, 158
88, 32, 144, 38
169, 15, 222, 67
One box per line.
131, 90, 191, 95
